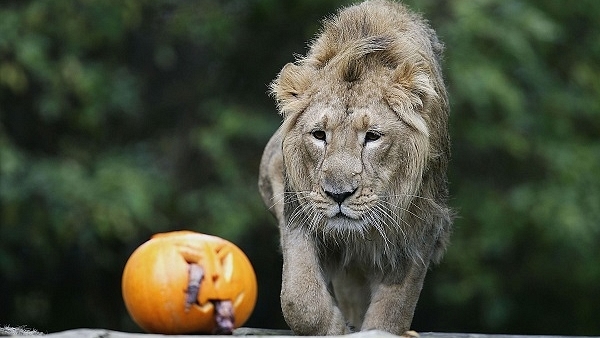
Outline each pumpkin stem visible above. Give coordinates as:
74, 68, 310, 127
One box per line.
185, 263, 204, 311
213, 300, 234, 335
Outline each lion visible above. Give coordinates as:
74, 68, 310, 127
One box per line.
258, 0, 452, 335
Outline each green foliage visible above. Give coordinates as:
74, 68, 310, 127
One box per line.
410, 0, 600, 334
1, 0, 599, 335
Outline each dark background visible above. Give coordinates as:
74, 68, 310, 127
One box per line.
1, 0, 599, 335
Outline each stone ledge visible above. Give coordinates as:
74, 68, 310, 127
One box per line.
4, 329, 600, 338
39, 329, 395, 338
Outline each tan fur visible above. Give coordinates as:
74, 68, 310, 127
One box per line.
259, 0, 452, 335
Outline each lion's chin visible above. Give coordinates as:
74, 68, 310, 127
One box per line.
326, 214, 363, 232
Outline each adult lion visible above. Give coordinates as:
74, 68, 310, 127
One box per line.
259, 0, 452, 335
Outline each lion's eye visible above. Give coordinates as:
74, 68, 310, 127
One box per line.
312, 130, 326, 141
365, 131, 381, 142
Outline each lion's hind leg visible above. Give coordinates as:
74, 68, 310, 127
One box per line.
331, 267, 371, 331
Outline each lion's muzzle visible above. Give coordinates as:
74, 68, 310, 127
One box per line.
325, 189, 356, 204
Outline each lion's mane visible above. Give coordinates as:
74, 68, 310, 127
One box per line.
268, 0, 452, 266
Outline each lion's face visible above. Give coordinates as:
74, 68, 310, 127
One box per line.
281, 74, 430, 233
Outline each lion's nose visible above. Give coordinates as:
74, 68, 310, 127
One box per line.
325, 189, 356, 204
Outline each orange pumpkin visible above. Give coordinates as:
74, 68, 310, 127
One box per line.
121, 231, 257, 334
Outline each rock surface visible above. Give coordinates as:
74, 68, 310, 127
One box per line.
2, 327, 599, 338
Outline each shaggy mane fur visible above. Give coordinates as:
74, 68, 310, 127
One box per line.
268, 0, 452, 265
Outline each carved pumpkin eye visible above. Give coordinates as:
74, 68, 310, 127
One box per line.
312, 130, 326, 141
365, 131, 381, 142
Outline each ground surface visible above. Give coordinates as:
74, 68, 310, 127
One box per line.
4, 328, 598, 338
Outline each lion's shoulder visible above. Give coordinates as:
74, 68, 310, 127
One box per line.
258, 126, 285, 224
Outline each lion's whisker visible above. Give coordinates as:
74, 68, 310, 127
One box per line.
378, 199, 426, 222
381, 193, 436, 204
363, 210, 391, 252
374, 203, 408, 238
269, 191, 312, 211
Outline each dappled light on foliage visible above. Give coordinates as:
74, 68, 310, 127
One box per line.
1, 0, 599, 335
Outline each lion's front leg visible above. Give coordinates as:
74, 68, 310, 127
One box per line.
280, 228, 348, 335
361, 261, 429, 335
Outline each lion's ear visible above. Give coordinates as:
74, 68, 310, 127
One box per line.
387, 60, 438, 136
392, 60, 438, 107
270, 63, 313, 119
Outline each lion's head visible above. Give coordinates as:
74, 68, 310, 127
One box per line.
270, 0, 451, 265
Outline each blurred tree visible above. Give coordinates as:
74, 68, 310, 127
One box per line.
409, 0, 600, 335
0, 0, 599, 335
0, 0, 279, 331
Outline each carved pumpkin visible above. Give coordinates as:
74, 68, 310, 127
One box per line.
121, 231, 257, 334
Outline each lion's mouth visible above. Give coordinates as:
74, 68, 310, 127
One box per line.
327, 204, 360, 220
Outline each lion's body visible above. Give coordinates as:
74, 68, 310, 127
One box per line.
259, 0, 452, 335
